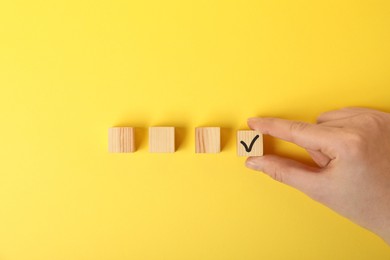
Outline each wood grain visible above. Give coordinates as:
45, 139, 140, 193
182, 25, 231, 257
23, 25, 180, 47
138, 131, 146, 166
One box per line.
195, 127, 221, 153
108, 127, 135, 153
149, 127, 175, 153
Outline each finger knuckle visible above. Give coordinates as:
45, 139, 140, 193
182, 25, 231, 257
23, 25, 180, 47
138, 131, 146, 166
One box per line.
338, 131, 367, 158
289, 121, 308, 139
337, 113, 386, 158
356, 112, 385, 129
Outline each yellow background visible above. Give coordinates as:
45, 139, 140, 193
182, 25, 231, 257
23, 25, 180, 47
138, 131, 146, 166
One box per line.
1, 0, 390, 259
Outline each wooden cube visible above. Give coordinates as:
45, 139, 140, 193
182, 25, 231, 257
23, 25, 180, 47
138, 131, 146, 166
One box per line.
195, 127, 220, 153
237, 130, 263, 156
108, 127, 135, 153
149, 127, 175, 153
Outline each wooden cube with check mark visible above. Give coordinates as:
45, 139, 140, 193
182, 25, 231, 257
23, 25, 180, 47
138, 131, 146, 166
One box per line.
237, 130, 263, 156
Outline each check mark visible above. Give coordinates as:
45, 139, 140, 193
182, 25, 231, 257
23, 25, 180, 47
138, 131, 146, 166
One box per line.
240, 135, 260, 152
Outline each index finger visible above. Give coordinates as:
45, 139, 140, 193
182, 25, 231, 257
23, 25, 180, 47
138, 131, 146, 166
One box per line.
247, 117, 338, 152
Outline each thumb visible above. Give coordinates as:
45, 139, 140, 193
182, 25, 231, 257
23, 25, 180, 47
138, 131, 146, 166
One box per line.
246, 155, 327, 199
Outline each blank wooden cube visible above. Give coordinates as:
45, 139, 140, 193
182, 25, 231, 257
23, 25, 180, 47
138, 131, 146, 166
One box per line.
237, 130, 263, 156
108, 127, 135, 153
149, 127, 175, 153
195, 127, 220, 153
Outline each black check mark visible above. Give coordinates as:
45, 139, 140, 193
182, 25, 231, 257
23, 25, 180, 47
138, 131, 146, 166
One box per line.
240, 135, 260, 152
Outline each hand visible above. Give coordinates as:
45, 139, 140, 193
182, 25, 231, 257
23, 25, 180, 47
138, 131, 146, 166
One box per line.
245, 107, 390, 245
